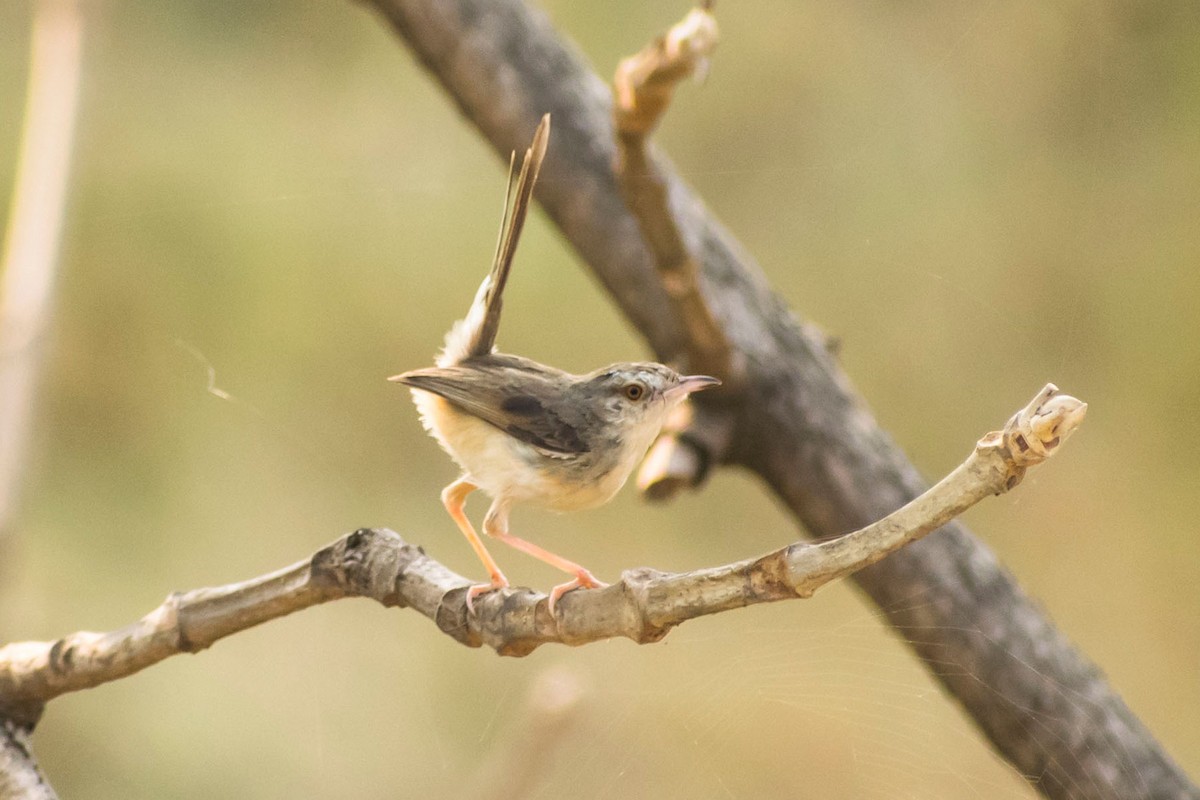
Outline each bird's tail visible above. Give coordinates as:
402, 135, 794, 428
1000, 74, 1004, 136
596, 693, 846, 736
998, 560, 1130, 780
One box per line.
440, 114, 551, 366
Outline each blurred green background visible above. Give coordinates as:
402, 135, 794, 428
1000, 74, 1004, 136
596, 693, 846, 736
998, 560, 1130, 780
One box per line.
2, 1, 1198, 797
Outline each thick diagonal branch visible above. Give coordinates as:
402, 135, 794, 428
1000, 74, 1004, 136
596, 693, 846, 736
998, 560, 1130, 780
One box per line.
357, 1, 1196, 797
0, 387, 1082, 715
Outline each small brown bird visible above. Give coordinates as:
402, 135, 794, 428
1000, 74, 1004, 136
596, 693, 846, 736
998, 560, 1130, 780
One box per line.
390, 115, 718, 612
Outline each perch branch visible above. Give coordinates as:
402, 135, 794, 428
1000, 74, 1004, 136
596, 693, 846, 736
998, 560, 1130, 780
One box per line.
356, 1, 1194, 796
0, 387, 1082, 718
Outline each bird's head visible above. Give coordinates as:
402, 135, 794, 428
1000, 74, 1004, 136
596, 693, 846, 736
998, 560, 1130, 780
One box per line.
580, 363, 719, 446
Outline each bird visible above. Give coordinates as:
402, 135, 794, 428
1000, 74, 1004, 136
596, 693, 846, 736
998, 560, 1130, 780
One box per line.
390, 114, 719, 613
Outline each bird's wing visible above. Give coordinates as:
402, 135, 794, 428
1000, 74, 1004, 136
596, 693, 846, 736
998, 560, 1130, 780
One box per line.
391, 362, 589, 456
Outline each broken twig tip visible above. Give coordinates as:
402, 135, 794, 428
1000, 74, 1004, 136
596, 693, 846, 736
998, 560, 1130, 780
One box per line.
996, 384, 1087, 473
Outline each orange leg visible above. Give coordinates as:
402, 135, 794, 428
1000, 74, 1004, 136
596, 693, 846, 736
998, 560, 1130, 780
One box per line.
484, 499, 607, 615
441, 478, 509, 612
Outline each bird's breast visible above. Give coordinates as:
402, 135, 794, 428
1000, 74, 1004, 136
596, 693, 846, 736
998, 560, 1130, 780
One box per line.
412, 388, 634, 510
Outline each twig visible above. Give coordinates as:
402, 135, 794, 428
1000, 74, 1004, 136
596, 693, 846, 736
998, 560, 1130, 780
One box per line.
613, 5, 731, 384
0, 0, 83, 542
611, 5, 737, 499
0, 386, 1083, 717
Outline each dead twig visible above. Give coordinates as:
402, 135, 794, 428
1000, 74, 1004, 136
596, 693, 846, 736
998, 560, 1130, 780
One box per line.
0, 386, 1084, 718
613, 5, 728, 382
612, 4, 737, 498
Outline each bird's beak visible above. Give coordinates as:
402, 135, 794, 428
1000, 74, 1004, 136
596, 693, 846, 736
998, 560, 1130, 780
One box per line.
666, 374, 721, 400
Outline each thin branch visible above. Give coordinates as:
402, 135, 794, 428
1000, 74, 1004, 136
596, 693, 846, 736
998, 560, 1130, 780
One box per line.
610, 5, 737, 499
0, 386, 1083, 716
0, 0, 83, 542
613, 4, 732, 384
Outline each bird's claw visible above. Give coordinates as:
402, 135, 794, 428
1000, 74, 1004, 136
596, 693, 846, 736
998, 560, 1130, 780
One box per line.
547, 570, 609, 616
465, 579, 508, 615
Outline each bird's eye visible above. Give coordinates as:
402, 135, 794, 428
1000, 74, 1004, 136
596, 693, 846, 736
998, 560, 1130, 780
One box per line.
623, 383, 645, 401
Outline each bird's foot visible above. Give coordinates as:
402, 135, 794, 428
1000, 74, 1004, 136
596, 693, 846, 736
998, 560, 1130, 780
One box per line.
466, 576, 509, 615
548, 569, 609, 616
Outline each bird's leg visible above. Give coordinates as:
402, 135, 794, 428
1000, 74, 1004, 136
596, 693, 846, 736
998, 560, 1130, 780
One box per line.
441, 477, 509, 612
483, 499, 608, 615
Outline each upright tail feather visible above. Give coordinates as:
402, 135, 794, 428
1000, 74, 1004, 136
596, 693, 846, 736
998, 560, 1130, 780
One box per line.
440, 114, 551, 366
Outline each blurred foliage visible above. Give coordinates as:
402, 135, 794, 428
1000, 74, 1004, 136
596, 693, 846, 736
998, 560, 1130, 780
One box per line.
1, 0, 1198, 797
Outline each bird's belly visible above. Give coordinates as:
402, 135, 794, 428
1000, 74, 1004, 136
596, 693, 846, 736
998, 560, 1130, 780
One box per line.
412, 391, 515, 493
535, 465, 627, 512
411, 389, 628, 510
